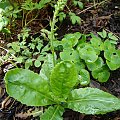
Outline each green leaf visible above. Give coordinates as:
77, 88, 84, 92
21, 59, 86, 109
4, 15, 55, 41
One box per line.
73, 0, 77, 6
14, 56, 24, 63
104, 50, 113, 61
22, 0, 35, 10
77, 34, 87, 45
92, 65, 110, 82
60, 50, 71, 61
58, 12, 66, 22
36, 0, 51, 9
34, 59, 41, 67
90, 35, 103, 52
109, 40, 117, 45
50, 61, 78, 101
69, 12, 81, 25
86, 57, 104, 71
106, 50, 120, 70
108, 33, 118, 41
63, 32, 81, 48
4, 68, 53, 106
0, 1, 11, 9
79, 69, 90, 86
29, 43, 35, 50
67, 87, 120, 114
60, 50, 80, 62
104, 40, 116, 51
1, 28, 11, 34
9, 42, 20, 52
97, 29, 107, 39
41, 105, 64, 120
25, 59, 33, 69
73, 1, 83, 9
77, 1, 84, 9
78, 44, 98, 63
36, 42, 43, 51
40, 54, 55, 80
74, 61, 85, 72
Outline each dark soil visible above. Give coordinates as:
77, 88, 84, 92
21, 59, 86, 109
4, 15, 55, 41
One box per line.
0, 0, 120, 119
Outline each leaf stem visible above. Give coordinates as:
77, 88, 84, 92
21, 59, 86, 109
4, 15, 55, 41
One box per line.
50, 0, 67, 66
50, 7, 59, 66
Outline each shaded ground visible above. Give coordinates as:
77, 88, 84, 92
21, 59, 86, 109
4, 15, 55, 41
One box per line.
0, 0, 120, 119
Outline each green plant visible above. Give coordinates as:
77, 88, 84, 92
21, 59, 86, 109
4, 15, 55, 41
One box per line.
0, 0, 23, 34
0, 27, 50, 69
22, 0, 52, 10
57, 0, 84, 25
53, 30, 120, 83
0, 8, 9, 32
0, 0, 52, 33
0, 0, 11, 33
4, 61, 120, 119
3, 0, 120, 119
73, 0, 84, 9
69, 12, 81, 25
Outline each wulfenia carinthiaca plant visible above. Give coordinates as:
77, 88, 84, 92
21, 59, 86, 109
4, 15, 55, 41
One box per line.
4, 0, 120, 120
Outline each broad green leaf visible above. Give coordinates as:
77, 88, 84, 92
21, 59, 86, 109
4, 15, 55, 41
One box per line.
90, 35, 102, 46
41, 105, 64, 120
78, 44, 98, 63
40, 54, 55, 80
60, 50, 72, 61
4, 68, 53, 106
104, 50, 114, 61
92, 65, 110, 82
60, 50, 80, 62
74, 61, 85, 72
79, 69, 90, 86
90, 35, 103, 52
106, 50, 120, 70
104, 40, 116, 61
67, 87, 120, 114
50, 61, 78, 101
63, 32, 81, 48
86, 57, 104, 71
103, 40, 115, 51
106, 60, 120, 70
61, 38, 72, 50
104, 47, 120, 70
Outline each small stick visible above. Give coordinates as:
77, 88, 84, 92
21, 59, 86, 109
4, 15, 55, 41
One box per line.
77, 0, 111, 15
1, 96, 10, 108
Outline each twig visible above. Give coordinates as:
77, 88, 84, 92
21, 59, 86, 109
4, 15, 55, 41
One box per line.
1, 96, 10, 108
105, 28, 120, 40
77, 0, 111, 15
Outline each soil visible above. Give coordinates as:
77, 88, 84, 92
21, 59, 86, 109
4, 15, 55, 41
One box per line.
0, 0, 120, 120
